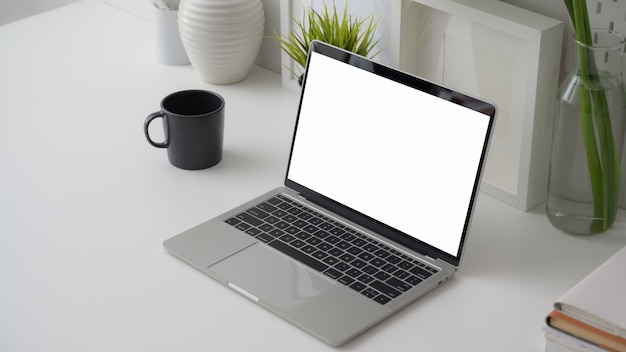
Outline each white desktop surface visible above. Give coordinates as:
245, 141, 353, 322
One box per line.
1, 1, 625, 351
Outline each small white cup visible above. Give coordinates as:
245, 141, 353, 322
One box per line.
151, 7, 189, 66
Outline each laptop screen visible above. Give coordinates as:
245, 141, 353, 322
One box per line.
285, 41, 495, 266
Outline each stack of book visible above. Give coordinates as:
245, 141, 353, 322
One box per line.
544, 246, 626, 352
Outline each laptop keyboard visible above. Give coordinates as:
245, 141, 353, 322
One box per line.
224, 194, 439, 305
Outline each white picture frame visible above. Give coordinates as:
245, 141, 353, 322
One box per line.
391, 0, 564, 211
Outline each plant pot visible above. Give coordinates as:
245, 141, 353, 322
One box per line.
178, 0, 265, 84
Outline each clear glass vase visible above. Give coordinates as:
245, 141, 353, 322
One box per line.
546, 30, 626, 235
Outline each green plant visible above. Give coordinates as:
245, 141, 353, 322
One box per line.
563, 0, 621, 230
273, 2, 382, 79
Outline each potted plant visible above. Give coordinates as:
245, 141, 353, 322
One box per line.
272, 1, 382, 84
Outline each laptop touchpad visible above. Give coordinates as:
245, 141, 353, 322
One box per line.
210, 243, 334, 312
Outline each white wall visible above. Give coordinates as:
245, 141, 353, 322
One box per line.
0, 0, 282, 72
0, 0, 80, 25
304, 0, 574, 80
501, 0, 626, 81
1, 0, 614, 79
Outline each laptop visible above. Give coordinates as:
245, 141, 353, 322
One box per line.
164, 40, 496, 346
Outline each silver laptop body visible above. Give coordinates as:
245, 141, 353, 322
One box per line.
164, 40, 496, 346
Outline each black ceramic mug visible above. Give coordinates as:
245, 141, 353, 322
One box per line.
144, 90, 225, 170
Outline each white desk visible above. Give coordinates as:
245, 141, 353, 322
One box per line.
1, 1, 625, 351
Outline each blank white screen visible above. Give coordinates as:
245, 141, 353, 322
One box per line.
287, 52, 490, 256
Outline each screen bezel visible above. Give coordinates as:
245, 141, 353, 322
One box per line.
284, 41, 496, 267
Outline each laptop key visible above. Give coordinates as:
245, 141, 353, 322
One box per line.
361, 288, 378, 298
346, 268, 361, 278
257, 202, 277, 213
288, 208, 302, 215
381, 263, 397, 274
306, 237, 322, 246
308, 217, 324, 225
393, 269, 410, 280
363, 244, 378, 252
266, 197, 282, 205
374, 271, 391, 281
330, 228, 345, 236
256, 233, 274, 243
338, 276, 354, 286
303, 225, 318, 233
398, 260, 415, 270
351, 259, 367, 269
425, 266, 438, 274
339, 253, 355, 263
357, 274, 374, 284
340, 233, 355, 241
362, 265, 378, 275
285, 226, 300, 235
323, 256, 339, 266
269, 229, 284, 238
336, 241, 351, 250
235, 212, 262, 227
328, 248, 344, 257
268, 240, 328, 272
225, 217, 241, 225
347, 246, 363, 256
277, 202, 292, 210
274, 221, 290, 230
324, 268, 342, 280
235, 223, 251, 231
301, 245, 316, 254
370, 258, 385, 267
352, 238, 367, 247
349, 282, 366, 292
248, 207, 270, 219
334, 262, 350, 272
295, 232, 311, 240
358, 252, 375, 261
374, 295, 391, 305
406, 275, 423, 285
319, 222, 333, 230
259, 224, 274, 232
298, 212, 313, 220
313, 230, 330, 239
387, 255, 402, 264
312, 251, 328, 260
291, 239, 306, 248
283, 215, 298, 223
387, 277, 413, 292
272, 210, 288, 217
371, 280, 401, 299
293, 220, 308, 228
325, 235, 340, 244
276, 194, 291, 202
245, 228, 261, 236
374, 249, 390, 259
409, 266, 433, 280
316, 242, 332, 251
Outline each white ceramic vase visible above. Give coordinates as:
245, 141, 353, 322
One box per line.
178, 0, 265, 84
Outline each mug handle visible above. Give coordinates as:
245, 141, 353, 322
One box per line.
144, 111, 169, 148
